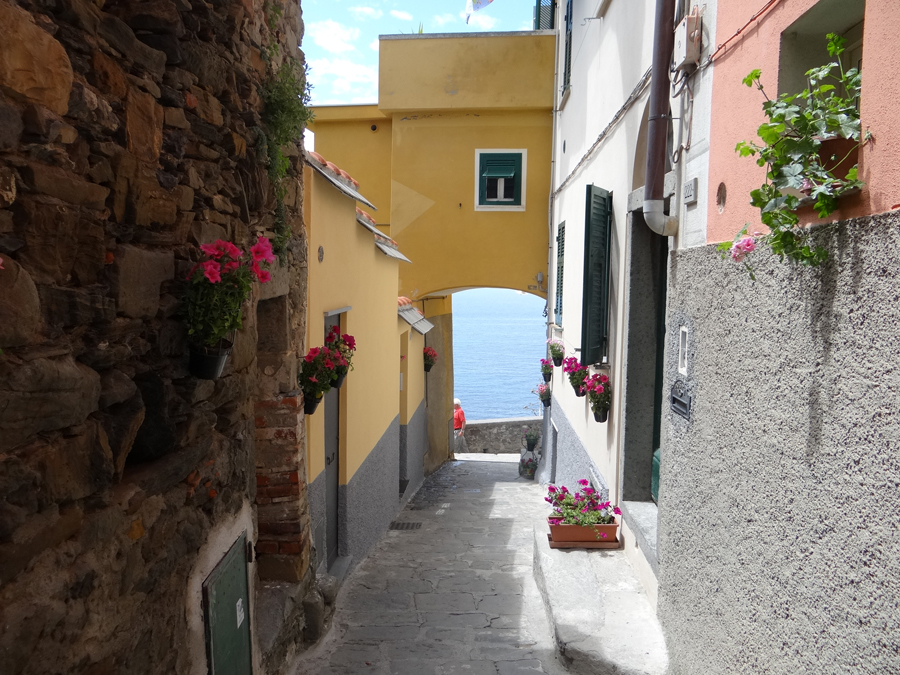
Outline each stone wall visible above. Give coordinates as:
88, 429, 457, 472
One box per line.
657, 213, 900, 675
465, 417, 542, 454
0, 0, 312, 671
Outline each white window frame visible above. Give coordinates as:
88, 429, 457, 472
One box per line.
474, 149, 527, 212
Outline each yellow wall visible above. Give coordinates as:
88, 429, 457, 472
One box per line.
398, 325, 426, 425
309, 106, 393, 226
390, 109, 551, 299
379, 33, 556, 112
304, 168, 401, 485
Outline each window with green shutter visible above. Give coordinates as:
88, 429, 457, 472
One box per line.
555, 222, 565, 325
533, 0, 556, 29
476, 151, 524, 209
563, 0, 573, 91
580, 185, 612, 367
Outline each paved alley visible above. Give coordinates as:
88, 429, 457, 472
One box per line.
292, 459, 568, 675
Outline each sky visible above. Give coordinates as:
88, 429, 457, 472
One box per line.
300, 0, 533, 106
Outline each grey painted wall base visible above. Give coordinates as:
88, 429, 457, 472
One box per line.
658, 213, 900, 675
308, 466, 326, 575
340, 416, 400, 566
400, 399, 428, 504
543, 400, 609, 501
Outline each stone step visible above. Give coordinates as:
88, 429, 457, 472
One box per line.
532, 524, 669, 675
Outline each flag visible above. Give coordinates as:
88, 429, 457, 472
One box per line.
465, 0, 495, 24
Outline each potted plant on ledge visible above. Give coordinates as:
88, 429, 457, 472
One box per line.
547, 338, 565, 367
583, 373, 612, 423
300, 345, 337, 414
183, 237, 274, 379
563, 357, 588, 397
325, 325, 355, 389
545, 479, 621, 549
423, 346, 438, 372
536, 383, 551, 409
540, 358, 553, 383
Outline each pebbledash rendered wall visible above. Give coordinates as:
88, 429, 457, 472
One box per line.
657, 213, 900, 675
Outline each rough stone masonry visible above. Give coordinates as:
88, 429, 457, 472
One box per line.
0, 0, 315, 672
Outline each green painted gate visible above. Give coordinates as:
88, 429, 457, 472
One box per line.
203, 533, 252, 675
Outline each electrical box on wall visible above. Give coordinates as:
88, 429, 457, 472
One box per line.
674, 12, 702, 71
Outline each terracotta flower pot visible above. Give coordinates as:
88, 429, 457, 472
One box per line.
548, 517, 619, 544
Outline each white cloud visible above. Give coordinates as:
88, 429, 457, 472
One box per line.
520, 20, 533, 30
390, 9, 413, 20
308, 57, 379, 104
433, 13, 455, 26
369, 39, 380, 51
307, 20, 360, 53
461, 11, 498, 30
348, 6, 383, 20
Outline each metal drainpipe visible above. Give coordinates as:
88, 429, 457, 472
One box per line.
643, 0, 679, 237
546, 16, 561, 339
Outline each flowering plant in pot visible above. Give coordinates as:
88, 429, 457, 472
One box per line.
540, 358, 553, 383
545, 479, 621, 545
563, 357, 589, 397
523, 426, 541, 451
325, 325, 356, 389
535, 383, 551, 408
547, 338, 565, 367
183, 238, 274, 379
300, 345, 337, 414
423, 346, 439, 372
582, 373, 612, 422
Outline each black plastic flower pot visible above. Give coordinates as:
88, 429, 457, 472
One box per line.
552, 356, 563, 367
593, 409, 609, 423
526, 440, 538, 452
189, 342, 232, 380
541, 398, 551, 408
424, 363, 433, 372
304, 394, 323, 415
542, 372, 551, 383
333, 369, 348, 389
573, 382, 586, 397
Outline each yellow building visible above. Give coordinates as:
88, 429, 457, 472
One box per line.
310, 30, 556, 468
302, 152, 429, 572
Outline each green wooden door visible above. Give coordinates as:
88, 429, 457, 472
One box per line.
203, 533, 252, 675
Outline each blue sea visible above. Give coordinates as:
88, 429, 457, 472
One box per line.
452, 289, 547, 421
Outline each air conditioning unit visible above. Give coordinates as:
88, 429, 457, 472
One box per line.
673, 12, 702, 71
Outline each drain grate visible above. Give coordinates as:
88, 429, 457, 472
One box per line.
389, 521, 422, 531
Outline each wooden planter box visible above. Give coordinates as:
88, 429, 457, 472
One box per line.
547, 518, 620, 549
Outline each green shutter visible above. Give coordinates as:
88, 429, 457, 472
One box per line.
580, 185, 612, 366
555, 222, 565, 324
478, 152, 522, 206
203, 533, 252, 675
533, 0, 555, 30
563, 0, 573, 90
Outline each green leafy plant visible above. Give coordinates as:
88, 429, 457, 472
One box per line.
300, 345, 339, 400
184, 239, 275, 348
423, 346, 439, 367
725, 33, 866, 269
259, 60, 313, 261
546, 480, 621, 528
582, 373, 611, 416
524, 426, 541, 444
325, 324, 356, 376
546, 338, 565, 361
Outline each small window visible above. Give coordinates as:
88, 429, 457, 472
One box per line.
476, 150, 526, 211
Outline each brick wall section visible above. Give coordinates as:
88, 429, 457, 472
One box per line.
255, 395, 312, 581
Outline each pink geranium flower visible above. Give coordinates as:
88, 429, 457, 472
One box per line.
223, 261, 240, 273
256, 268, 271, 283
250, 237, 276, 264
202, 260, 222, 283
200, 243, 224, 259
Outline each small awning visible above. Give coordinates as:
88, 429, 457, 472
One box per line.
375, 241, 412, 263
356, 213, 412, 263
398, 305, 434, 334
306, 153, 377, 210
482, 165, 516, 178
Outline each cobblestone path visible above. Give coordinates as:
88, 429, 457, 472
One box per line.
293, 459, 567, 675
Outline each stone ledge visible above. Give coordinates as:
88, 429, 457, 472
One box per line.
532, 523, 668, 675
621, 501, 659, 577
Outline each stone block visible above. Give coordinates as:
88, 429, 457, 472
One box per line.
89, 50, 128, 100
19, 161, 109, 209
189, 220, 226, 246
0, 356, 101, 451
128, 370, 176, 463
0, 258, 42, 348
67, 82, 119, 133
0, 94, 24, 151
0, 2, 74, 115
38, 285, 115, 328
164, 106, 190, 129
302, 587, 325, 642
189, 86, 224, 126
113, 0, 184, 36
99, 369, 137, 408
111, 245, 174, 318
25, 420, 115, 502
181, 41, 227, 94
259, 263, 289, 300
139, 33, 184, 66
98, 391, 146, 477
257, 551, 308, 583
126, 88, 163, 164
0, 506, 83, 586
12, 197, 78, 284
121, 436, 210, 494
98, 15, 167, 78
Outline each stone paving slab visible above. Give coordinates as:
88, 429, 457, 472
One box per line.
291, 461, 569, 675
532, 525, 668, 675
